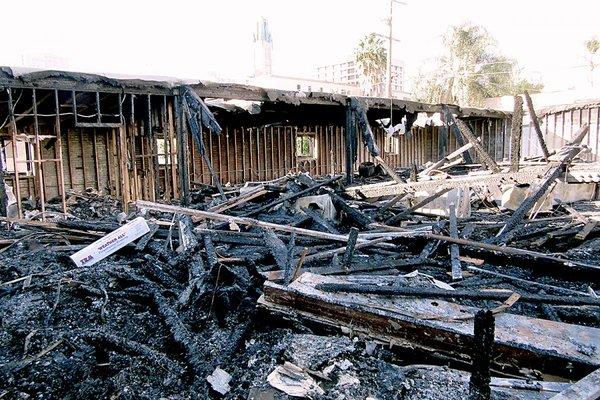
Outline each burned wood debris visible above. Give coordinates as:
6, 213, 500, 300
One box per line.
1, 71, 600, 399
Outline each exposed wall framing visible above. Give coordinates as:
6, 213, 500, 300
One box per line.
0, 85, 180, 218
537, 106, 600, 162
188, 118, 510, 186
0, 68, 511, 216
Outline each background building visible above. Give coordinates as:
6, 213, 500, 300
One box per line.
316, 59, 406, 98
249, 18, 407, 98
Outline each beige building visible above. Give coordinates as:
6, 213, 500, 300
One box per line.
316, 59, 406, 98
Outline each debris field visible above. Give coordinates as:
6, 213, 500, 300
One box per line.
0, 70, 599, 399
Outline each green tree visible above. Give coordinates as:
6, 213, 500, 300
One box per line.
413, 23, 542, 106
355, 33, 387, 97
584, 36, 599, 87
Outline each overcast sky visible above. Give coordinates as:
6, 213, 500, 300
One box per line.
2, 0, 598, 91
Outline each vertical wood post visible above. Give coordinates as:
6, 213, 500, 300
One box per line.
510, 95, 524, 172
469, 309, 494, 400
345, 100, 354, 185
174, 91, 190, 205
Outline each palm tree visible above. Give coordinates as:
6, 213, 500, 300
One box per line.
355, 33, 387, 97
584, 37, 600, 87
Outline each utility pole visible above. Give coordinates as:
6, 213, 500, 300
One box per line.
386, 0, 406, 99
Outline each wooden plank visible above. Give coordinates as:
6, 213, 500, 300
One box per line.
549, 368, 600, 400
262, 127, 268, 179
233, 127, 239, 183
249, 127, 255, 180
7, 88, 22, 218
78, 130, 88, 189
53, 90, 67, 213
117, 124, 130, 211
576, 221, 598, 241
92, 129, 101, 191
448, 203, 462, 280
524, 91, 550, 159
510, 95, 524, 172
136, 200, 391, 243
110, 128, 120, 197
225, 126, 231, 184
261, 273, 600, 378
270, 126, 275, 179
241, 126, 247, 181
455, 119, 500, 172
32, 89, 46, 220
167, 98, 177, 198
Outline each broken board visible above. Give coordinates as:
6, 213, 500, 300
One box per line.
259, 273, 600, 379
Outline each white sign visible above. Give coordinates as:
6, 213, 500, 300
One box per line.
70, 217, 150, 267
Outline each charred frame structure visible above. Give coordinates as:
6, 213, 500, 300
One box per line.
0, 68, 510, 217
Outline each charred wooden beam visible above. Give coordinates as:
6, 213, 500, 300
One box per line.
328, 191, 373, 228
150, 289, 206, 379
0, 155, 7, 217
549, 368, 600, 400
242, 175, 342, 217
136, 201, 378, 243
284, 233, 297, 284
386, 188, 452, 225
442, 105, 474, 164
349, 97, 380, 158
315, 283, 600, 306
304, 237, 390, 263
466, 266, 589, 297
301, 206, 340, 234
261, 273, 600, 378
203, 232, 219, 269
454, 119, 500, 173
449, 203, 463, 280
181, 89, 225, 199
469, 310, 494, 400
419, 142, 473, 177
341, 227, 359, 270
262, 228, 289, 272
495, 124, 590, 243
82, 331, 184, 376
523, 91, 550, 159
421, 231, 600, 275
174, 93, 190, 205
510, 95, 524, 172
344, 100, 355, 184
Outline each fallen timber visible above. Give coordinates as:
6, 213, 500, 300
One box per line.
549, 367, 600, 400
136, 200, 415, 243
315, 283, 600, 306
347, 166, 553, 198
347, 163, 600, 199
260, 273, 600, 378
137, 199, 600, 274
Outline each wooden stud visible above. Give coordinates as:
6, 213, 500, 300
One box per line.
105, 130, 113, 195
167, 98, 177, 198
54, 90, 67, 214
92, 128, 101, 191
118, 124, 130, 211
32, 89, 46, 220
7, 88, 23, 218
79, 130, 88, 189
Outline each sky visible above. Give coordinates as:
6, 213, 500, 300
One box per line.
2, 0, 598, 92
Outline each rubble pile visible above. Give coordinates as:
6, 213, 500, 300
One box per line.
1, 141, 600, 399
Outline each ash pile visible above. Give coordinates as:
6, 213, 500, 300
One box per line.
1, 135, 600, 399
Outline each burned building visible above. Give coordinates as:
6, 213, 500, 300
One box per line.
1, 67, 599, 400
0, 68, 510, 216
